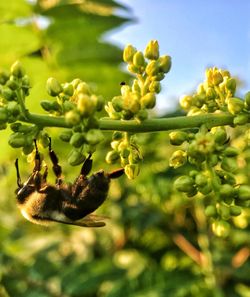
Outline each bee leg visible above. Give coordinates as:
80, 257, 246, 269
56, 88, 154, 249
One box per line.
33, 139, 41, 172
108, 168, 124, 179
15, 158, 23, 188
48, 137, 63, 186
71, 155, 92, 198
80, 154, 92, 176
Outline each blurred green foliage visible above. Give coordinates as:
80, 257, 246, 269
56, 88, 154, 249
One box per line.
0, 1, 250, 297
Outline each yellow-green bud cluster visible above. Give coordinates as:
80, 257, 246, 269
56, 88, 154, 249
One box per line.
179, 67, 246, 116
106, 132, 141, 179
170, 124, 249, 235
0, 61, 30, 113
42, 77, 105, 165
106, 40, 171, 122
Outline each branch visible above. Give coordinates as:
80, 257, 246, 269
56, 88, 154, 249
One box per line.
24, 112, 240, 132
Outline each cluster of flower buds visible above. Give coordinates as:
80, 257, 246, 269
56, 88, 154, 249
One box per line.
43, 77, 105, 165
179, 67, 250, 125
105, 40, 171, 122
0, 61, 30, 130
170, 124, 250, 237
0, 61, 40, 153
105, 131, 141, 179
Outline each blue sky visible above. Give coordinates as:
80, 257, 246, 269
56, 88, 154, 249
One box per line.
106, 0, 250, 113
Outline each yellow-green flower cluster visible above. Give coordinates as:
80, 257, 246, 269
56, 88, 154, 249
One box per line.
170, 124, 250, 236
105, 40, 171, 122
0, 61, 30, 129
106, 132, 141, 179
42, 77, 105, 165
180, 67, 250, 127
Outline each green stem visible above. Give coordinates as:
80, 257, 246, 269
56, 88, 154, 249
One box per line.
20, 112, 246, 132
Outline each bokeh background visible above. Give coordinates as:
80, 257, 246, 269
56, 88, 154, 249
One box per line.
0, 1, 250, 296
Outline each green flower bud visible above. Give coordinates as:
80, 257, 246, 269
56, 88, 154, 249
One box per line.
141, 93, 156, 109
92, 95, 104, 112
169, 150, 187, 168
70, 132, 85, 148
218, 204, 230, 220
174, 175, 195, 193
229, 205, 242, 216
145, 60, 159, 76
11, 61, 25, 78
207, 154, 218, 166
10, 122, 22, 132
7, 102, 20, 117
112, 131, 123, 141
40, 100, 54, 112
105, 102, 121, 119
227, 97, 244, 115
0, 70, 9, 85
86, 129, 104, 145
237, 185, 250, 201
144, 40, 159, 60
125, 164, 140, 179
6, 76, 19, 90
158, 55, 171, 73
68, 150, 86, 166
59, 130, 73, 142
219, 184, 235, 200
195, 173, 207, 187
63, 83, 74, 96
149, 81, 161, 93
0, 108, 8, 123
244, 91, 250, 108
76, 82, 91, 95
21, 75, 30, 89
233, 114, 249, 125
40, 131, 50, 148
123, 95, 140, 114
205, 205, 217, 217
22, 145, 34, 155
199, 183, 212, 195
121, 148, 130, 159
135, 109, 148, 122
212, 220, 230, 237
123, 44, 137, 63
106, 150, 120, 164
111, 140, 120, 150
132, 80, 141, 93
112, 96, 123, 112
65, 110, 81, 126
226, 78, 236, 94
151, 72, 165, 81
46, 77, 63, 97
1, 87, 15, 101
133, 51, 145, 68
213, 127, 227, 144
63, 101, 75, 112
77, 93, 95, 117
71, 78, 81, 89
8, 133, 26, 148
127, 64, 140, 74
221, 157, 238, 173
169, 131, 188, 145
224, 147, 239, 157
206, 87, 217, 100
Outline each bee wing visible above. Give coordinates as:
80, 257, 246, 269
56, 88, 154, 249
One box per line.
40, 215, 106, 227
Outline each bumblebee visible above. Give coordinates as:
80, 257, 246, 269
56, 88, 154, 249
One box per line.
15, 139, 124, 227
